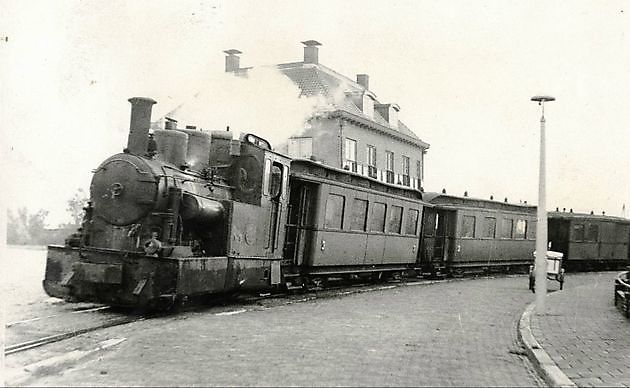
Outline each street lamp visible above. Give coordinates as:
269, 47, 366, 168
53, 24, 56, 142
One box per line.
531, 95, 555, 314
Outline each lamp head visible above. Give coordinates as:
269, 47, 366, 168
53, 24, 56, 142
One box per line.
531, 95, 556, 105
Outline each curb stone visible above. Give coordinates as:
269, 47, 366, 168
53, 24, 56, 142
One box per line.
518, 303, 576, 388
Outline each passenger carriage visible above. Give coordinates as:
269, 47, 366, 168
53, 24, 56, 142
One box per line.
420, 193, 537, 276
282, 158, 428, 286
548, 211, 630, 271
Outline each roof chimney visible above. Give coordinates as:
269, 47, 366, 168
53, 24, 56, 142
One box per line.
224, 49, 242, 72
302, 40, 321, 64
357, 74, 369, 90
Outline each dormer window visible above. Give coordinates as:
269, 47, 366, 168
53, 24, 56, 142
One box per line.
375, 103, 400, 129
362, 93, 374, 118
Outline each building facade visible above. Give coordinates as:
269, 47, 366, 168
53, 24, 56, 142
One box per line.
224, 41, 429, 190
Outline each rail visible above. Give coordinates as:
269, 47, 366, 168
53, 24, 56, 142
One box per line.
5, 315, 144, 355
614, 270, 630, 318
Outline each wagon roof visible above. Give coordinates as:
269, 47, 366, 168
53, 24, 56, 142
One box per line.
548, 211, 630, 224
290, 158, 431, 206
423, 192, 537, 213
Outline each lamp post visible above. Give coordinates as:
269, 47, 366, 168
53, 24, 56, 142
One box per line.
531, 95, 555, 314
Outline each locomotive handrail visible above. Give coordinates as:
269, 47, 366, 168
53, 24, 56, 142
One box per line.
617, 271, 630, 289
614, 271, 630, 318
93, 158, 151, 175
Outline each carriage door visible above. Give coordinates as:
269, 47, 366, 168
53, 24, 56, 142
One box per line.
548, 219, 570, 259
434, 210, 456, 264
420, 208, 454, 270
266, 160, 288, 258
283, 181, 315, 267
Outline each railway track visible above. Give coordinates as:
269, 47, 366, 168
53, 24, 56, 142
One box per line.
4, 276, 449, 357
5, 315, 144, 355
4, 305, 146, 356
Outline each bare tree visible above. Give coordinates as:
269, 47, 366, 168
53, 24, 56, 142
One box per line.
64, 188, 88, 227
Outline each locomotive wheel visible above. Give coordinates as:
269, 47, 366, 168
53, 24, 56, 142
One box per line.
370, 272, 384, 283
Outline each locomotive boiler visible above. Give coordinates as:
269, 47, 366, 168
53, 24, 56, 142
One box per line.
44, 97, 290, 308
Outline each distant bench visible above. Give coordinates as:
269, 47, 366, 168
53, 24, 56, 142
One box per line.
614, 270, 630, 318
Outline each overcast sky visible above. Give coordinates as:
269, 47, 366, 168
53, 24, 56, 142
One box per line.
2, 0, 630, 226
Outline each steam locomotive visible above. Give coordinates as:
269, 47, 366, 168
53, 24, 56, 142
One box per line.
43, 97, 630, 309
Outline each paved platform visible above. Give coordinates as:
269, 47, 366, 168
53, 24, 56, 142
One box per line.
526, 272, 630, 387
19, 277, 543, 387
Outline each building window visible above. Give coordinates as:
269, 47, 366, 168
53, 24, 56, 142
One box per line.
416, 160, 423, 186
344, 138, 357, 172
401, 156, 410, 186
370, 203, 387, 232
515, 219, 527, 239
387, 205, 403, 234
483, 217, 496, 238
287, 137, 312, 159
501, 219, 513, 239
350, 199, 368, 231
324, 194, 345, 230
405, 209, 420, 235
385, 151, 394, 184
461, 215, 475, 238
366, 145, 377, 178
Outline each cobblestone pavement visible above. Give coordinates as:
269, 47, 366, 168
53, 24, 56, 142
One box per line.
28, 277, 543, 387
529, 271, 630, 387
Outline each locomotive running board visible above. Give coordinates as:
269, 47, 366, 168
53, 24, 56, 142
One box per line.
304, 265, 410, 276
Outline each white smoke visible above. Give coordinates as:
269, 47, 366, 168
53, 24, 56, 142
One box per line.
156, 66, 333, 150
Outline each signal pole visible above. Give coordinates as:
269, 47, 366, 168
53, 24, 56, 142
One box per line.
531, 95, 555, 314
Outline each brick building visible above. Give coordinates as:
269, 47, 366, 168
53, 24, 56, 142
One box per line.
224, 41, 429, 190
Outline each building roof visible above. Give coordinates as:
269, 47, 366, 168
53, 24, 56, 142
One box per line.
276, 62, 429, 149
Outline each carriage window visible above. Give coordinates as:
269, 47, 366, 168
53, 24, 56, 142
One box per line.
501, 219, 513, 239
586, 224, 599, 242
370, 203, 387, 232
527, 221, 537, 239
325, 194, 345, 230
515, 219, 527, 239
572, 224, 585, 241
615, 224, 628, 243
461, 215, 475, 238
350, 199, 369, 231
405, 209, 420, 235
387, 205, 403, 234
483, 217, 496, 238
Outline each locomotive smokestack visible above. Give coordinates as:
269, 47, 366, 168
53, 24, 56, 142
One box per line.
127, 97, 157, 155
